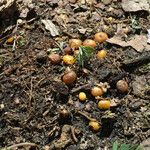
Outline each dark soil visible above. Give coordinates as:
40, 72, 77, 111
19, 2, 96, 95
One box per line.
0, 0, 150, 150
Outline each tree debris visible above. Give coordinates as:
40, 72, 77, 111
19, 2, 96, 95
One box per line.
107, 35, 150, 52
41, 20, 59, 37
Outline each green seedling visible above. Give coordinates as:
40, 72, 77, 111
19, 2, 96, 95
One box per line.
76, 46, 94, 67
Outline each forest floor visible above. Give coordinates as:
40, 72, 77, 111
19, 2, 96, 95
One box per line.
0, 0, 150, 150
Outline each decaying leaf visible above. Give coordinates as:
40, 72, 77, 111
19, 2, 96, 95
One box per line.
121, 0, 150, 12
41, 19, 59, 37
107, 35, 150, 52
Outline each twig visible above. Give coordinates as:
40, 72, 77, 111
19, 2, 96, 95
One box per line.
112, 19, 129, 24
71, 126, 78, 143
7, 142, 37, 149
70, 83, 91, 93
35, 77, 46, 87
77, 110, 96, 121
55, 41, 63, 51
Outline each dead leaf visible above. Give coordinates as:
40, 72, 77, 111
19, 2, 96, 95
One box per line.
121, 0, 150, 12
41, 20, 59, 37
128, 35, 150, 52
107, 35, 150, 52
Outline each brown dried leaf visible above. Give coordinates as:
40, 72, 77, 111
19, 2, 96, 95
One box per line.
107, 35, 150, 52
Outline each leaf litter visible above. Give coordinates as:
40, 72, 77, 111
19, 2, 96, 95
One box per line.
0, 0, 150, 150
107, 34, 150, 52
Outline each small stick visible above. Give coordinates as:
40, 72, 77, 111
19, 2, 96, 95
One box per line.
71, 126, 78, 143
112, 19, 129, 24
7, 142, 37, 149
55, 41, 63, 51
77, 110, 96, 121
70, 84, 91, 93
35, 77, 46, 87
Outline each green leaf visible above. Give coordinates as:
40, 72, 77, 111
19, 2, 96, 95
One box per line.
120, 144, 130, 150
112, 141, 144, 150
113, 141, 119, 150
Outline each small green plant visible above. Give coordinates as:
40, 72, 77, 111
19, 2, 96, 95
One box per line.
76, 46, 94, 67
112, 141, 144, 150
130, 16, 141, 33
